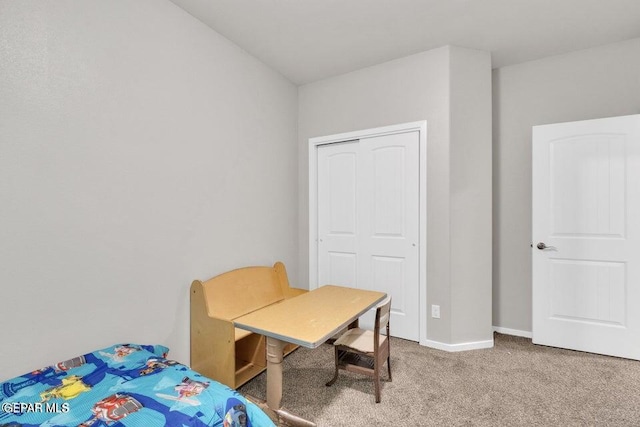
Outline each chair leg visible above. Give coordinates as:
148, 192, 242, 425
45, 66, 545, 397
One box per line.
374, 358, 381, 403
387, 343, 392, 382
325, 346, 340, 387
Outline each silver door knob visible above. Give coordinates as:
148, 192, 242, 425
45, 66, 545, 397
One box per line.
537, 242, 547, 250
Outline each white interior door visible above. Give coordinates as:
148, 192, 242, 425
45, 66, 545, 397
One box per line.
532, 114, 640, 360
317, 131, 420, 341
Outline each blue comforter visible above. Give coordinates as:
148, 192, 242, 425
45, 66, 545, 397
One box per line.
0, 344, 274, 427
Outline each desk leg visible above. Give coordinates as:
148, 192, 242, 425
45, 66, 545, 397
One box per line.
262, 337, 316, 427
265, 337, 285, 410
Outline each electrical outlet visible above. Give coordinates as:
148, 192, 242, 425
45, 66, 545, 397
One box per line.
431, 304, 440, 319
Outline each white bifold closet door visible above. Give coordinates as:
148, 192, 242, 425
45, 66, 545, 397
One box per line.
317, 131, 420, 341
532, 114, 640, 360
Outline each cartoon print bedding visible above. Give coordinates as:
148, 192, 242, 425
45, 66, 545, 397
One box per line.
0, 344, 274, 427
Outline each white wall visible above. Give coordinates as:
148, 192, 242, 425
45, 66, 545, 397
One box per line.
299, 46, 492, 346
493, 37, 640, 333
0, 0, 298, 381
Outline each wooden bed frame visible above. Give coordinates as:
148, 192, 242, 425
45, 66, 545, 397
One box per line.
190, 261, 306, 389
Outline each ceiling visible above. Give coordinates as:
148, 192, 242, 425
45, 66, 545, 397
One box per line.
170, 0, 640, 85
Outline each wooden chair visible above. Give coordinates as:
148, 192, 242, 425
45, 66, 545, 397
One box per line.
325, 296, 392, 402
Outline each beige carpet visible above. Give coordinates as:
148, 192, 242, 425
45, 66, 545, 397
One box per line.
239, 333, 640, 426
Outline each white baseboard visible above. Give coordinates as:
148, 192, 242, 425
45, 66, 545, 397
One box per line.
424, 338, 494, 352
422, 327, 533, 353
492, 326, 532, 339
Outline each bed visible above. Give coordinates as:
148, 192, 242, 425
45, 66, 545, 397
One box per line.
0, 343, 275, 427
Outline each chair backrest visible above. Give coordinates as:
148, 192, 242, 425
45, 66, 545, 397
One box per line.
375, 296, 392, 337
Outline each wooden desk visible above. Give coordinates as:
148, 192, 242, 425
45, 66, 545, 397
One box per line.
234, 285, 386, 425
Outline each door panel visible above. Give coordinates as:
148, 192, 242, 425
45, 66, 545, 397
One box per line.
359, 131, 420, 341
317, 131, 420, 341
532, 114, 640, 360
549, 259, 625, 326
550, 135, 626, 237
372, 146, 406, 237
371, 255, 408, 323
318, 141, 359, 288
326, 252, 357, 290
326, 151, 358, 235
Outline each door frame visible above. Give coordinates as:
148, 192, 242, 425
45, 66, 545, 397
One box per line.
308, 121, 428, 346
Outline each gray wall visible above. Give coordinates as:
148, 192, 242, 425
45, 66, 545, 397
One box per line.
450, 48, 493, 343
0, 0, 298, 381
299, 46, 493, 346
493, 37, 640, 333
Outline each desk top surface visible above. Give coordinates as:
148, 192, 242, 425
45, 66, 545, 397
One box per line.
233, 285, 386, 348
